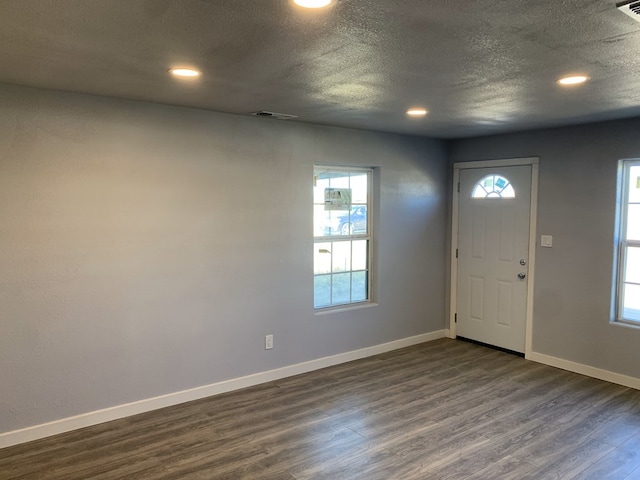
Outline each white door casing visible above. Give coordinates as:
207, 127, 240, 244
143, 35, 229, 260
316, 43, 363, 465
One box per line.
450, 159, 539, 356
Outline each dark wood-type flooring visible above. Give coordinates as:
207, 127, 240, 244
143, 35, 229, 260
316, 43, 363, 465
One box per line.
3, 338, 640, 479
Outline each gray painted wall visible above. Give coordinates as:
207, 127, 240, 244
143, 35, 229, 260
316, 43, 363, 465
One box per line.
0, 84, 448, 433
450, 118, 640, 379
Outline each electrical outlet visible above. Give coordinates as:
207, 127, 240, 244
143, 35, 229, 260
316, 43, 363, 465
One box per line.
265, 334, 274, 350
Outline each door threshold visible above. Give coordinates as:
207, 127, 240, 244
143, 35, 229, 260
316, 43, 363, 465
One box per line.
457, 336, 524, 358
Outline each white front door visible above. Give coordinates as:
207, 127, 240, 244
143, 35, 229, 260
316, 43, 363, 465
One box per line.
456, 165, 532, 353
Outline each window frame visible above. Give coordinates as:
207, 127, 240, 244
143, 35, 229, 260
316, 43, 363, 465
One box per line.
614, 159, 640, 325
313, 165, 373, 311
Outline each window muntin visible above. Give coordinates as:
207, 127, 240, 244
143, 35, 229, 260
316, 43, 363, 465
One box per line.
472, 175, 515, 198
616, 161, 640, 324
313, 167, 371, 309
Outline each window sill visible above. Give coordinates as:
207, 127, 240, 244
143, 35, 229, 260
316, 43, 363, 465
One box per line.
610, 319, 640, 331
314, 302, 379, 316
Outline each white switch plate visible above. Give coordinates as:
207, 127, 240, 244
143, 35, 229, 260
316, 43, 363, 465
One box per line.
265, 334, 274, 350
541, 235, 553, 248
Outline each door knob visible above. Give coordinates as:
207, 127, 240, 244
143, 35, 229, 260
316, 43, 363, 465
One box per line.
518, 272, 526, 280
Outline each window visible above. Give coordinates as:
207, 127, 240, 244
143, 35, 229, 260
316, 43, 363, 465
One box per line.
313, 166, 371, 309
615, 160, 640, 324
472, 174, 515, 198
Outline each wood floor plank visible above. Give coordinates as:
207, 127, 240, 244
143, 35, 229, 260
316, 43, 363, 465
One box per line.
2, 338, 640, 479
466, 454, 538, 480
569, 433, 640, 480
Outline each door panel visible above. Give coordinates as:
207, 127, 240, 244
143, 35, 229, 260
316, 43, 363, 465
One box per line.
497, 280, 513, 326
456, 165, 532, 353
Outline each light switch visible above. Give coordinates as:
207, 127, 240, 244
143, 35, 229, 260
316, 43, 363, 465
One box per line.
541, 235, 553, 248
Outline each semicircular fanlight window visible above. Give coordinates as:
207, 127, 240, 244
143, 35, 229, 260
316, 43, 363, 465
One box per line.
472, 175, 515, 199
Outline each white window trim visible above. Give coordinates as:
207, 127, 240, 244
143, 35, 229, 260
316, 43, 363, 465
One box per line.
313, 165, 373, 311
613, 159, 640, 326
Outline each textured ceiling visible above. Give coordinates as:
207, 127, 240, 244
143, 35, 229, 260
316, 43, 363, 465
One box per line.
1, 0, 640, 138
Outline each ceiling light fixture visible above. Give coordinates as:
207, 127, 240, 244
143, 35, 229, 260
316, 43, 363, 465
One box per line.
406, 108, 428, 117
170, 68, 201, 78
557, 75, 589, 86
293, 0, 333, 8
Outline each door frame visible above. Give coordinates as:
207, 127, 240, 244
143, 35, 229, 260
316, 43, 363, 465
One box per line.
449, 157, 539, 358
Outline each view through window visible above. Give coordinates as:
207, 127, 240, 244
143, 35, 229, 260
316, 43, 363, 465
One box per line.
472, 174, 516, 198
313, 167, 371, 309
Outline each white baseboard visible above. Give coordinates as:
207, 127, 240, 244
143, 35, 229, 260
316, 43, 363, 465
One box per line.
528, 351, 640, 391
0, 330, 447, 449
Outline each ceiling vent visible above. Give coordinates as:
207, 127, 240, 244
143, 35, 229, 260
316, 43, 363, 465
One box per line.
250, 111, 298, 120
617, 0, 640, 22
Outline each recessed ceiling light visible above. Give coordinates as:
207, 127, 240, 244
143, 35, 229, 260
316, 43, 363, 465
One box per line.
169, 68, 201, 78
557, 75, 589, 86
406, 108, 428, 117
293, 0, 333, 8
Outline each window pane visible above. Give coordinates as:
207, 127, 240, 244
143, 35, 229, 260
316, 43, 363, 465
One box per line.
314, 275, 331, 308
329, 173, 349, 189
623, 283, 640, 322
332, 241, 351, 273
627, 204, 640, 241
314, 205, 328, 237
501, 184, 515, 198
327, 206, 368, 236
339, 210, 355, 237
629, 166, 640, 204
316, 209, 354, 237
351, 271, 368, 302
332, 273, 351, 304
313, 181, 325, 204
625, 247, 640, 284
349, 206, 368, 235
350, 173, 368, 204
314, 242, 332, 275
335, 209, 354, 236
352, 240, 368, 270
